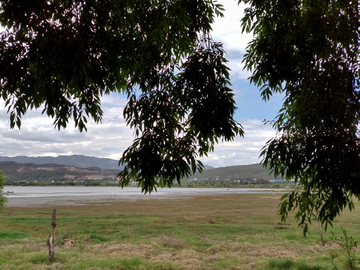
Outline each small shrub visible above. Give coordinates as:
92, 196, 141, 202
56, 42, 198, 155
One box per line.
267, 258, 295, 269
114, 231, 127, 239
330, 227, 359, 270
90, 234, 108, 243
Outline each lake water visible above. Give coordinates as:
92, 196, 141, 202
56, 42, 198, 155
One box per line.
4, 186, 275, 198
3, 186, 279, 207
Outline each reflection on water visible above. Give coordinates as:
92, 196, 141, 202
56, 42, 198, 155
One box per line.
3, 186, 275, 198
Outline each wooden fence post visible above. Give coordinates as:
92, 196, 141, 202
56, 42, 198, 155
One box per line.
48, 209, 57, 262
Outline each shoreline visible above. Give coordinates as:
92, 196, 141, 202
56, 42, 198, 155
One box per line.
5, 194, 199, 208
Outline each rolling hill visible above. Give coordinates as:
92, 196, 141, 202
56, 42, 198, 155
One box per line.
188, 163, 281, 180
0, 155, 122, 170
0, 161, 118, 182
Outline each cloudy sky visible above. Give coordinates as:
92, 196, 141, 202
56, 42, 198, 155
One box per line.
0, 0, 284, 168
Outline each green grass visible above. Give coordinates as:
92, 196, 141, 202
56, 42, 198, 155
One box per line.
0, 230, 30, 240
0, 194, 359, 269
266, 259, 324, 270
90, 233, 108, 243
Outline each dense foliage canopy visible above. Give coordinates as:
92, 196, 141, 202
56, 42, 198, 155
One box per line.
0, 0, 243, 193
240, 0, 360, 233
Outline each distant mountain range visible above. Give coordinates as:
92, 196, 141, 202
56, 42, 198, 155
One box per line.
0, 155, 215, 171
0, 155, 122, 170
0, 161, 119, 182
0, 155, 279, 181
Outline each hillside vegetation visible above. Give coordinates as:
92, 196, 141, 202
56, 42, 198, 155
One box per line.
0, 155, 122, 170
188, 163, 281, 181
0, 162, 118, 184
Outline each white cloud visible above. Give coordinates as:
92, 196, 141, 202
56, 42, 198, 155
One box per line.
200, 119, 276, 167
211, 0, 253, 81
0, 94, 135, 160
101, 94, 128, 107
212, 2, 252, 50
228, 58, 252, 80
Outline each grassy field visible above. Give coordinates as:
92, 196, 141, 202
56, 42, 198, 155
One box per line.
0, 193, 359, 269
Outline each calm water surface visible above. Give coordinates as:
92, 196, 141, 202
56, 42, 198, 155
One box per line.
4, 186, 275, 198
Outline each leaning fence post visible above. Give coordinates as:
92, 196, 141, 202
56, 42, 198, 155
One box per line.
48, 209, 57, 262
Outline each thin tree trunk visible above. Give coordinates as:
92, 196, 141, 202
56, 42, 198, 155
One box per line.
318, 219, 325, 246
48, 209, 57, 262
